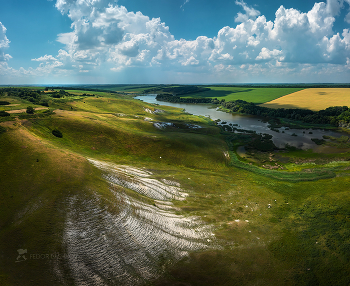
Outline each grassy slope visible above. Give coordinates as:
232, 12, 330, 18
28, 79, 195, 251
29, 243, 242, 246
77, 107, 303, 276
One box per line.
55, 89, 116, 97
1, 90, 350, 285
0, 96, 43, 112
0, 125, 110, 285
28, 97, 226, 170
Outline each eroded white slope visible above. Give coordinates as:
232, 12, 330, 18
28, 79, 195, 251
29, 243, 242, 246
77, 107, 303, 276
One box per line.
88, 158, 188, 201
60, 159, 214, 286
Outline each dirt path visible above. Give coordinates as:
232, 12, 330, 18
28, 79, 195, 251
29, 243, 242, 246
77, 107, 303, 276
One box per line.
7, 107, 49, 114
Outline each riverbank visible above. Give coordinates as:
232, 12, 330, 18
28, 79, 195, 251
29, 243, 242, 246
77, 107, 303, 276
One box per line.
136, 95, 349, 151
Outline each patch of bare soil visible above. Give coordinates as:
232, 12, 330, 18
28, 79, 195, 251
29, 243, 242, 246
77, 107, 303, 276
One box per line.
7, 107, 49, 114
88, 159, 188, 201
55, 159, 215, 285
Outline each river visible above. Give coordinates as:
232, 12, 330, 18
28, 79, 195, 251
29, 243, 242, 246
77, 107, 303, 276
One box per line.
135, 94, 347, 150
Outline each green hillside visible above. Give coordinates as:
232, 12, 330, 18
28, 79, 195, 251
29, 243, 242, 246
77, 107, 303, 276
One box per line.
1, 88, 350, 285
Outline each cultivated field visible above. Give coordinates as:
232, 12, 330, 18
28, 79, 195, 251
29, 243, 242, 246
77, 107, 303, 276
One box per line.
261, 88, 350, 111
185, 87, 304, 103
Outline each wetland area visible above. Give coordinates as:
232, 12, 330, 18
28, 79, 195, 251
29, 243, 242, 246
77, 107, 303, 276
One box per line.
136, 94, 346, 150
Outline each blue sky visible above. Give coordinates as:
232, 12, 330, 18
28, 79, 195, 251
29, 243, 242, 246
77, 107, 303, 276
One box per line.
0, 0, 350, 84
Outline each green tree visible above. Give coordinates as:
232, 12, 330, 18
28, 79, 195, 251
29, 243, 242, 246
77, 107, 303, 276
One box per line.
52, 129, 63, 138
0, 111, 10, 117
26, 106, 35, 114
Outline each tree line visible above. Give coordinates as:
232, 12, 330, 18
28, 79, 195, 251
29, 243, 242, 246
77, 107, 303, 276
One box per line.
0, 87, 48, 106
220, 99, 350, 126
47, 86, 120, 94
0, 88, 95, 107
156, 94, 212, 103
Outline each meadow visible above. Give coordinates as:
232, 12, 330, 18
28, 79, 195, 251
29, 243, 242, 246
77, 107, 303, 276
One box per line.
51, 84, 164, 94
0, 96, 42, 113
0, 87, 350, 285
261, 88, 350, 111
182, 86, 304, 103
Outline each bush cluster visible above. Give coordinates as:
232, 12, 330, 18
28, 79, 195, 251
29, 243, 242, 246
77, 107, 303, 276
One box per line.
0, 111, 10, 117
220, 99, 350, 126
156, 94, 212, 103
26, 106, 35, 114
52, 129, 63, 138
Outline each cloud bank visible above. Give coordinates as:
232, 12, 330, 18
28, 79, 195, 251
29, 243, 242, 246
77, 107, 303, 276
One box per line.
2, 0, 350, 83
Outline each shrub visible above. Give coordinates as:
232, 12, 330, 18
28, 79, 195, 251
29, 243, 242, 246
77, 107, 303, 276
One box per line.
52, 93, 61, 98
26, 106, 35, 114
39, 100, 49, 107
18, 114, 36, 119
0, 111, 10, 117
0, 101, 10, 105
311, 138, 326, 145
52, 129, 63, 138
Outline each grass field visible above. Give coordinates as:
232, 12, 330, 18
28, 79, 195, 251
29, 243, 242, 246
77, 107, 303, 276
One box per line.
0, 96, 43, 112
1, 88, 350, 285
83, 84, 163, 93
261, 88, 350, 111
184, 87, 304, 103
54, 89, 116, 97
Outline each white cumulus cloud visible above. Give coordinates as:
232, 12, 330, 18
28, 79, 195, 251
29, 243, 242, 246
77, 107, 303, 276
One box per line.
256, 48, 283, 61
54, 1, 175, 72
6, 0, 350, 83
235, 0, 261, 22
32, 55, 58, 61
0, 22, 12, 62
46, 0, 350, 72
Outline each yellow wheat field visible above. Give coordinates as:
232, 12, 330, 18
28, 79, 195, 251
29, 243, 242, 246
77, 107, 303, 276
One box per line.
260, 88, 350, 111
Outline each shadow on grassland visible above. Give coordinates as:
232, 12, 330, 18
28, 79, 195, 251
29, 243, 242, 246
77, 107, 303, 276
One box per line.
260, 102, 314, 110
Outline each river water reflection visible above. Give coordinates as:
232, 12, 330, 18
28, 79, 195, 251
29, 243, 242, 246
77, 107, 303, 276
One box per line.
135, 95, 346, 150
